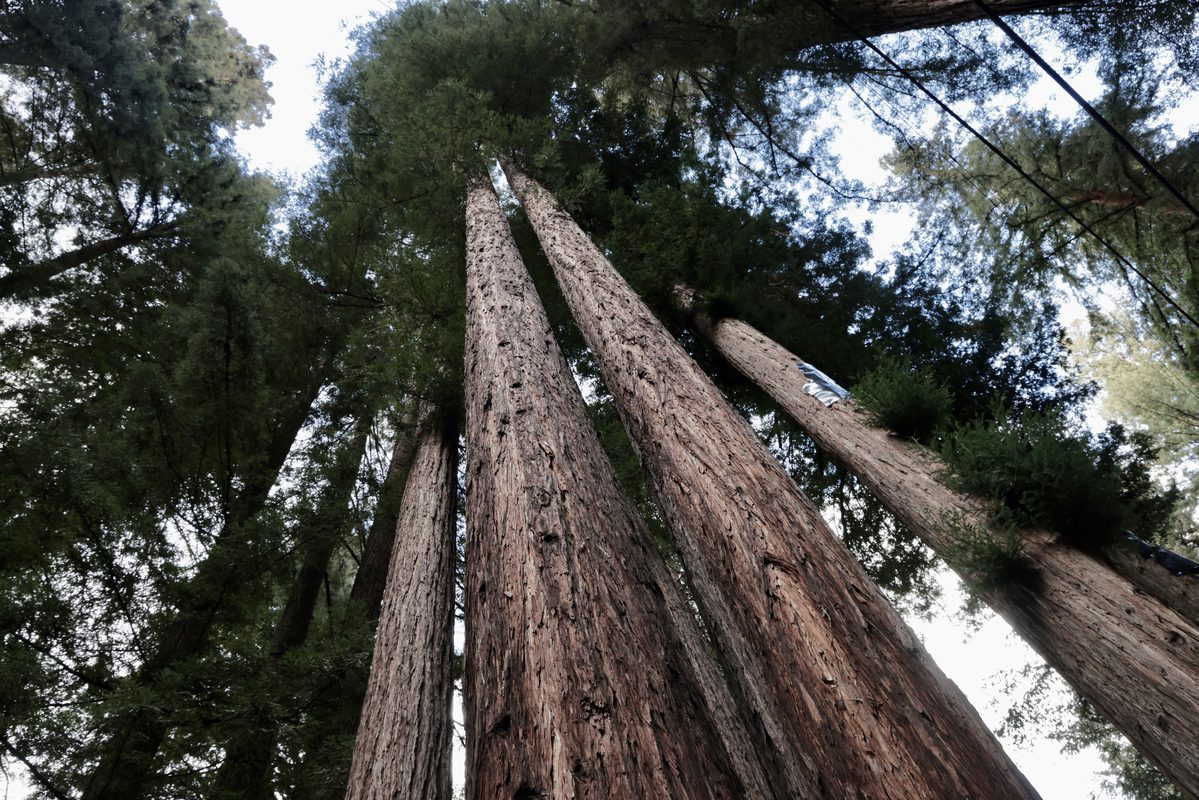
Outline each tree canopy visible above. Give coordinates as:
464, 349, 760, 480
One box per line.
3, 0, 1199, 797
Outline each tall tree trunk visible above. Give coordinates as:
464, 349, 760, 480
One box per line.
505, 164, 1039, 799
212, 420, 372, 800
270, 407, 434, 800
675, 296, 1199, 795
348, 405, 429, 620
344, 412, 458, 800
461, 177, 763, 799
80, 349, 339, 800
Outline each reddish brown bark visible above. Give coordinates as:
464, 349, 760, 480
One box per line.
1104, 546, 1199, 629
677, 298, 1199, 797
345, 413, 459, 800
506, 164, 1038, 799
462, 177, 764, 799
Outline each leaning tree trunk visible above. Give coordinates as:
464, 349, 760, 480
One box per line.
505, 163, 1038, 800
0, 222, 178, 299
213, 418, 372, 800
675, 295, 1199, 797
344, 412, 459, 800
462, 177, 769, 799
626, 0, 1083, 74
831, 0, 1085, 40
80, 348, 339, 800
1104, 544, 1199, 629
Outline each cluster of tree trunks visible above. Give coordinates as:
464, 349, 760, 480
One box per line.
672, 295, 1199, 796
213, 0, 1198, 795
341, 165, 1199, 800
502, 164, 1038, 799
459, 177, 765, 798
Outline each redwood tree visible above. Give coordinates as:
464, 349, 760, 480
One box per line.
676, 293, 1199, 796
349, 406, 431, 620
344, 411, 459, 800
506, 163, 1039, 799
462, 176, 768, 799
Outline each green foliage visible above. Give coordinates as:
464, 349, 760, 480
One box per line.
999, 663, 1184, 800
853, 356, 953, 443
941, 409, 1177, 549
940, 514, 1040, 604
3, 0, 1197, 796
0, 0, 276, 302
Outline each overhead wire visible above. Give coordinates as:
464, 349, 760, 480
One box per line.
802, 0, 1199, 332
969, 0, 1199, 227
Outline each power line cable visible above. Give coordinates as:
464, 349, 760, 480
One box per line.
970, 0, 1199, 227
803, 0, 1199, 331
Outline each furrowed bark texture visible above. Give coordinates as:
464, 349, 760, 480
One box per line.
345, 413, 459, 800
506, 164, 1038, 800
462, 178, 758, 800
680, 305, 1199, 796
283, 408, 436, 789
1104, 546, 1199, 630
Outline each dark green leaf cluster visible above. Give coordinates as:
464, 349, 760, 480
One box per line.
941, 515, 1041, 603
853, 356, 953, 443
942, 411, 1177, 549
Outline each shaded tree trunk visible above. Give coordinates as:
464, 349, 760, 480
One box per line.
505, 163, 1039, 799
0, 222, 178, 298
1104, 545, 1199, 629
624, 0, 1084, 71
0, 161, 89, 187
80, 347, 340, 800
835, 0, 1085, 40
675, 296, 1199, 797
461, 177, 763, 799
212, 419, 372, 800
349, 405, 429, 620
344, 412, 458, 800
258, 409, 436, 800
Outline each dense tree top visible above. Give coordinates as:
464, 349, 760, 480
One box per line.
2, 0, 1198, 798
